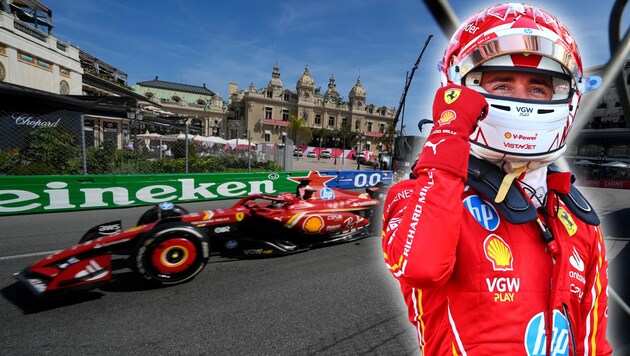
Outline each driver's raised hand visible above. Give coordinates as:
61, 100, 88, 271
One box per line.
413, 84, 488, 179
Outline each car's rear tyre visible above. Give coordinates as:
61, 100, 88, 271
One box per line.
134, 222, 210, 286
137, 202, 189, 226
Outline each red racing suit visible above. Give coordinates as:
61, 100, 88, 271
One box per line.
382, 85, 611, 355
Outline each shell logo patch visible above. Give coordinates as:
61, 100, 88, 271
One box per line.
484, 234, 513, 271
444, 88, 461, 104
303, 216, 324, 233
438, 110, 457, 125
235, 212, 245, 221
558, 207, 577, 236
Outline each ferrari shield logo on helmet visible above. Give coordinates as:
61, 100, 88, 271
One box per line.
444, 88, 461, 104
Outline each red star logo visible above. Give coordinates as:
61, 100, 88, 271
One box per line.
288, 171, 336, 187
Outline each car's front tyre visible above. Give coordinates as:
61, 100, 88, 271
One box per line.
134, 222, 210, 286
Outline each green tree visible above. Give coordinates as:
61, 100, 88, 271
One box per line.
86, 141, 151, 174
19, 127, 81, 174
313, 127, 330, 148
378, 124, 397, 153
287, 114, 311, 146
339, 123, 355, 150
171, 139, 198, 159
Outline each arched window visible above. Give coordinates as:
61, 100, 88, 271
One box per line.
59, 80, 70, 95
172, 96, 181, 103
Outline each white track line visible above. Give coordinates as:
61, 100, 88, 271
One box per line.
0, 250, 59, 261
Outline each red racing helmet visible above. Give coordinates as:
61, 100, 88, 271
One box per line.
438, 3, 594, 168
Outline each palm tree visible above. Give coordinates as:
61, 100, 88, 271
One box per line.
339, 124, 355, 150
287, 114, 312, 147
378, 124, 397, 153
311, 127, 330, 159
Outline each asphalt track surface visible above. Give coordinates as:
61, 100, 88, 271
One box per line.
0, 185, 629, 355
0, 199, 420, 356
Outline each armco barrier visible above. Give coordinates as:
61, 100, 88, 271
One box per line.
0, 170, 392, 216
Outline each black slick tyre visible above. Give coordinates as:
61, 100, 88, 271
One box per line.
134, 222, 210, 286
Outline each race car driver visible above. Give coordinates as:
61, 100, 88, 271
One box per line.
382, 3, 612, 355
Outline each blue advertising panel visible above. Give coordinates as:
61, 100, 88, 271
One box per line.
318, 170, 393, 189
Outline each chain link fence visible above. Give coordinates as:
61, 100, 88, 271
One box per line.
0, 109, 291, 175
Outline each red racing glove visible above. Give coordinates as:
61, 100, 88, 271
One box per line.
414, 84, 488, 179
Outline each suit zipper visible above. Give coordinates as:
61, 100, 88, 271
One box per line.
563, 303, 577, 356
536, 216, 556, 355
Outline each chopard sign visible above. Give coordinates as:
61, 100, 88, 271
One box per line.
14, 114, 61, 129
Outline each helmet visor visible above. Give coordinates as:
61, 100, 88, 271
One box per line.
450, 33, 580, 85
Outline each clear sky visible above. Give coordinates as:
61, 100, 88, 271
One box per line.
46, 0, 629, 135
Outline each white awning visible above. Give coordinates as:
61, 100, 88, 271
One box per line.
264, 130, 271, 134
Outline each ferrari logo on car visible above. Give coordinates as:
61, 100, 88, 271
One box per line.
235, 213, 244, 221
444, 88, 461, 104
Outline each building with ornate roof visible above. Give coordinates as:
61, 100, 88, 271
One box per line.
227, 64, 396, 156
132, 76, 226, 137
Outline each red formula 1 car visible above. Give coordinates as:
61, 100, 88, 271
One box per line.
14, 184, 386, 297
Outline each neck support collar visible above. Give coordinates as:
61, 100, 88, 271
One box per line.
466, 155, 599, 225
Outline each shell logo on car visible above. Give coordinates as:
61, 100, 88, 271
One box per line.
303, 216, 324, 233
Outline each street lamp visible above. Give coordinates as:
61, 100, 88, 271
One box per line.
127, 106, 143, 151
334, 137, 340, 165
341, 136, 345, 165
318, 136, 321, 160
356, 134, 365, 170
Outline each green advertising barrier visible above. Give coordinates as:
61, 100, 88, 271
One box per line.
0, 171, 313, 216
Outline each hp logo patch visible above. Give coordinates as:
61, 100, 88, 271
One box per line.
159, 202, 174, 210
225, 240, 238, 249
525, 310, 569, 356
320, 187, 335, 200
463, 195, 499, 231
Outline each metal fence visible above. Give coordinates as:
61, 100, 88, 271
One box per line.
0, 109, 292, 175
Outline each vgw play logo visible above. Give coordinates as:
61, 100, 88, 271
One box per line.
525, 310, 569, 356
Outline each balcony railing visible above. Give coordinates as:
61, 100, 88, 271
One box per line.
13, 20, 47, 42
56, 41, 67, 52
